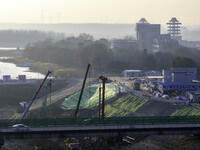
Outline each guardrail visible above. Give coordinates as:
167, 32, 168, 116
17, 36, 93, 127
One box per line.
1, 116, 200, 127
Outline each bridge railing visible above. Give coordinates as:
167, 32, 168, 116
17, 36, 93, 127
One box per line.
1, 116, 200, 127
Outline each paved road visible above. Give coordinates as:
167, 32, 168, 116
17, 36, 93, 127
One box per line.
30, 78, 98, 111
9, 78, 96, 119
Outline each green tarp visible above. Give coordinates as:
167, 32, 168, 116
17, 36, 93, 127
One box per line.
61, 82, 118, 110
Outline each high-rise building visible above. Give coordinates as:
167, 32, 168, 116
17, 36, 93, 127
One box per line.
136, 18, 160, 51
136, 18, 180, 51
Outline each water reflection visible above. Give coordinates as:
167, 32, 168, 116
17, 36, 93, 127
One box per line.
0, 62, 45, 79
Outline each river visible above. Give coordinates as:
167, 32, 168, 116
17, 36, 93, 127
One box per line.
0, 61, 45, 80
0, 47, 24, 51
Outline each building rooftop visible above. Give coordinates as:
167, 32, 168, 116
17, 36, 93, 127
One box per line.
138, 18, 149, 24
160, 82, 200, 86
123, 70, 141, 72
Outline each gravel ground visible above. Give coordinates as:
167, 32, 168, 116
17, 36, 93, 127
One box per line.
135, 100, 181, 116
121, 135, 200, 150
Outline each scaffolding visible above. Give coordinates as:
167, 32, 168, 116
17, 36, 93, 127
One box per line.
167, 17, 182, 40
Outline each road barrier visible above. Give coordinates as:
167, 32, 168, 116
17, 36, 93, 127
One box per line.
1, 116, 200, 127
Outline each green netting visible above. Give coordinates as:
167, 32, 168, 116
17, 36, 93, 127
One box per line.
105, 94, 148, 117
61, 82, 118, 110
171, 106, 200, 116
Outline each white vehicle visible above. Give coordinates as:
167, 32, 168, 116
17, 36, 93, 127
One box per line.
144, 87, 149, 91
153, 91, 161, 96
155, 92, 162, 97
153, 91, 158, 96
176, 96, 187, 101
162, 94, 170, 99
12, 124, 30, 131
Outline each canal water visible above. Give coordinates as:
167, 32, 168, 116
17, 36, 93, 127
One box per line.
0, 47, 24, 50
0, 61, 45, 80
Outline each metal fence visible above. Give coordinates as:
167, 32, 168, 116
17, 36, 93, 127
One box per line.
1, 116, 200, 127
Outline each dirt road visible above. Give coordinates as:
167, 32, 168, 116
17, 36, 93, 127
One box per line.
30, 78, 83, 110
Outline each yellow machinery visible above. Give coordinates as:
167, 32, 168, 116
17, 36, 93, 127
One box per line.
64, 138, 80, 150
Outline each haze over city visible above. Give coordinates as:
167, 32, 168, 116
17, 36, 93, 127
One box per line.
1, 1, 200, 149
0, 0, 200, 25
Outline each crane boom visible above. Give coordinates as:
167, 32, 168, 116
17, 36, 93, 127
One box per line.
20, 70, 52, 120
74, 64, 91, 118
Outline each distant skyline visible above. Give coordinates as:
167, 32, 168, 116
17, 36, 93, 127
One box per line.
0, 0, 200, 25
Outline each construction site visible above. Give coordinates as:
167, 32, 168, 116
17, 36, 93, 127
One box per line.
0, 19, 200, 149
1, 0, 200, 148
1, 63, 200, 150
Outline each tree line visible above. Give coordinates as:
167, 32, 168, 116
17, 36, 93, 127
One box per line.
24, 34, 200, 78
0, 30, 65, 47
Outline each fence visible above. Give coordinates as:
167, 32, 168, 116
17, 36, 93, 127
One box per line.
1, 116, 200, 127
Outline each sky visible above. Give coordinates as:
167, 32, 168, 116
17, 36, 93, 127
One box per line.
0, 0, 200, 25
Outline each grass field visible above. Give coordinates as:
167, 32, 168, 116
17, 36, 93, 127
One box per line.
171, 106, 200, 116
105, 94, 148, 117
61, 82, 118, 110
0, 79, 68, 107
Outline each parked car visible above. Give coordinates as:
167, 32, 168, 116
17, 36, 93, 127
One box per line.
153, 91, 161, 96
176, 96, 187, 101
153, 91, 162, 97
153, 91, 158, 96
162, 94, 170, 99
144, 87, 149, 91
157, 93, 161, 97
12, 124, 30, 131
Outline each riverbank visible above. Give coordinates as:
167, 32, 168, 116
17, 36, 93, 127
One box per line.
0, 61, 44, 80
2, 55, 86, 78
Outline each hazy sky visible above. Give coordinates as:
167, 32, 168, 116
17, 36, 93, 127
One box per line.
0, 0, 200, 25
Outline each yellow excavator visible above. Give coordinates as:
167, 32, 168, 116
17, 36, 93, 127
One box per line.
64, 138, 80, 150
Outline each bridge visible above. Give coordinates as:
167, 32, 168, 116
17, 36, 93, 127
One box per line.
0, 116, 200, 140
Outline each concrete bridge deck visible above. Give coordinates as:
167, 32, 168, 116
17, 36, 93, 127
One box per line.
1, 123, 200, 140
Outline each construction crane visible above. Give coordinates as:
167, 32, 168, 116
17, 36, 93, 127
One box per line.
65, 64, 90, 150
73, 63, 91, 118
20, 70, 52, 120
